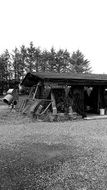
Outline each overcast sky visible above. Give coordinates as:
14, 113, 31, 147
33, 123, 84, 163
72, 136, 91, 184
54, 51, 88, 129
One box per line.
0, 0, 107, 73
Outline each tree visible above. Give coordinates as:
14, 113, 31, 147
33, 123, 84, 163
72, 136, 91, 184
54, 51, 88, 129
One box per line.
0, 50, 11, 81
12, 48, 23, 81
26, 42, 41, 72
0, 56, 5, 94
62, 49, 71, 72
48, 47, 57, 72
20, 45, 27, 78
70, 50, 91, 73
34, 47, 41, 72
40, 49, 49, 72
0, 56, 5, 80
55, 49, 64, 73
26, 42, 36, 72
0, 51, 11, 93
0, 44, 91, 84
4, 49, 12, 80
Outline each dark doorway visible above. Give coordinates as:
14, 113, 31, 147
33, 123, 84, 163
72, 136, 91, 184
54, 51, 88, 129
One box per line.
52, 88, 65, 113
84, 87, 98, 114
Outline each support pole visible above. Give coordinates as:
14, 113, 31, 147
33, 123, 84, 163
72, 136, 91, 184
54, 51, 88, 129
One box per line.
51, 91, 57, 115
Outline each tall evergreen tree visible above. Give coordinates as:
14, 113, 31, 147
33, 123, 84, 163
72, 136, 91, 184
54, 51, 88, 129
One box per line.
12, 48, 23, 81
0, 50, 11, 81
40, 50, 49, 72
70, 50, 91, 73
0, 51, 11, 93
55, 49, 70, 73
34, 47, 41, 72
0, 56, 5, 81
60, 49, 70, 72
20, 45, 27, 78
55, 49, 64, 73
48, 47, 57, 72
26, 42, 40, 72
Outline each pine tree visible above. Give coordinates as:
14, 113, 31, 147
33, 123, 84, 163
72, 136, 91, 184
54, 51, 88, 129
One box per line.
70, 50, 91, 73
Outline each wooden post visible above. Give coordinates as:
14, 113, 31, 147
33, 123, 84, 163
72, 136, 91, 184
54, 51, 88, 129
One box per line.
64, 86, 71, 115
29, 86, 34, 99
98, 86, 105, 111
97, 86, 101, 113
33, 83, 40, 99
51, 91, 57, 115
81, 86, 86, 117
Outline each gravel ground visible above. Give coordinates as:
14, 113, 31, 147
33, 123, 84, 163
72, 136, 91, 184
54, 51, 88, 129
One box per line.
1, 104, 107, 189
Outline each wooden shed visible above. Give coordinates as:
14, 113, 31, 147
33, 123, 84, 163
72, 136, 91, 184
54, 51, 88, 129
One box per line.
20, 72, 107, 119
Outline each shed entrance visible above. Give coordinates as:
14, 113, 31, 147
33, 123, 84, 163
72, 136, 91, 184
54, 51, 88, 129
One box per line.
84, 86, 98, 114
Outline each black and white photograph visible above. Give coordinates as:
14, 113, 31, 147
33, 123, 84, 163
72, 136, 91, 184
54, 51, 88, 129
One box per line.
0, 0, 107, 189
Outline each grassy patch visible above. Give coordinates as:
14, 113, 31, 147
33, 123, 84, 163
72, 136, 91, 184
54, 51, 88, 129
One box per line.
0, 142, 107, 189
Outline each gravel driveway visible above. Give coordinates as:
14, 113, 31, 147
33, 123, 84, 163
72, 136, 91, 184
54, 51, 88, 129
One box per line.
0, 104, 107, 189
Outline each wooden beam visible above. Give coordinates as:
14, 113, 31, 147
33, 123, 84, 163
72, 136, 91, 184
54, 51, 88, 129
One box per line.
51, 91, 57, 115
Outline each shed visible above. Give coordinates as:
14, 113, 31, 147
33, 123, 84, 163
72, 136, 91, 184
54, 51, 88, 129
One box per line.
20, 72, 107, 119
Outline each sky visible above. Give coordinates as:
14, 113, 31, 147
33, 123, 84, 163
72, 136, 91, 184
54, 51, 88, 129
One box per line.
0, 0, 107, 74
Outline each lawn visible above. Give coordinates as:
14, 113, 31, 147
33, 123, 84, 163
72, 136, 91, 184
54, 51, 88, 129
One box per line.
0, 104, 107, 189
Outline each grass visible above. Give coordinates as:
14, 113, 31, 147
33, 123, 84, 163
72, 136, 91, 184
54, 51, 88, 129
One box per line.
0, 105, 107, 189
0, 142, 107, 190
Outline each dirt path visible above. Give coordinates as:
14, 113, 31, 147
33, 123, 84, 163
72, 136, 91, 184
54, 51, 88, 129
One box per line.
1, 104, 107, 189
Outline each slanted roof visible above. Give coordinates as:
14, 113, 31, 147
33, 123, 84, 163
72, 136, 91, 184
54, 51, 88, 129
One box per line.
21, 72, 107, 87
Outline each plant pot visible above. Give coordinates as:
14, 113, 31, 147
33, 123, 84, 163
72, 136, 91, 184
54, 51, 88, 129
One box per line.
100, 108, 105, 115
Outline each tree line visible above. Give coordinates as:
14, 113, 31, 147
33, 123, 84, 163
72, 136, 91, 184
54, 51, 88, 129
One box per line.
0, 42, 91, 93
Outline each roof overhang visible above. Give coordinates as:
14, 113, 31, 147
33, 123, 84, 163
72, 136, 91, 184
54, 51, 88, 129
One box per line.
21, 72, 107, 87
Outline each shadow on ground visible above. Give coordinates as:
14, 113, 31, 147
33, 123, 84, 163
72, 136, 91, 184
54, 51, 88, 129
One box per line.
0, 140, 107, 190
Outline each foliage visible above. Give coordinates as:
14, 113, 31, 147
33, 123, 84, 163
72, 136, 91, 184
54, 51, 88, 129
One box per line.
0, 42, 91, 92
70, 50, 91, 73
